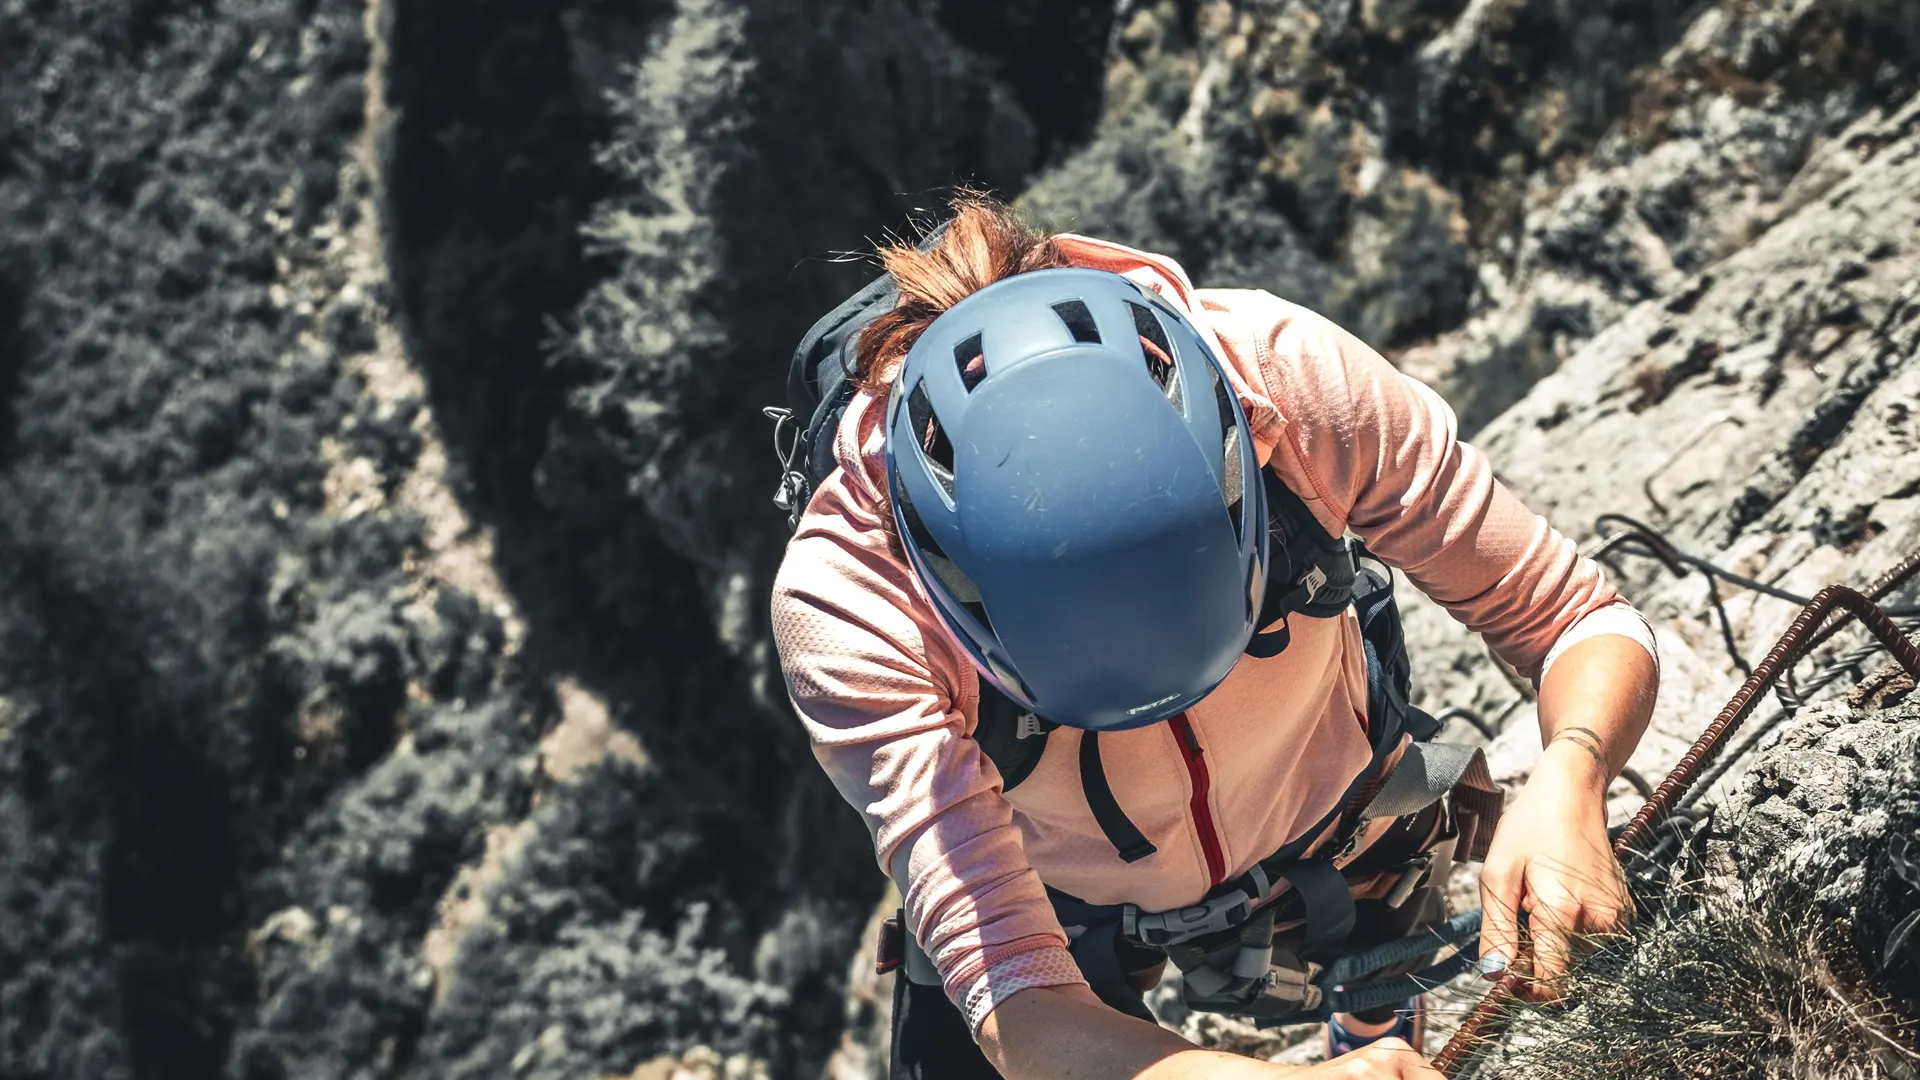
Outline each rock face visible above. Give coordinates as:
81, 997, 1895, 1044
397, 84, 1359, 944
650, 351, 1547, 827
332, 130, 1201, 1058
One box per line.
1025, 0, 1920, 431
1419, 88, 1920, 807
1738, 690, 1920, 1008
3, 0, 1917, 1079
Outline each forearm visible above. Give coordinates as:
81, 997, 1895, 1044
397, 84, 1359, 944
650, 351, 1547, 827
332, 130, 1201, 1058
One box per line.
980, 985, 1280, 1080
1534, 633, 1658, 791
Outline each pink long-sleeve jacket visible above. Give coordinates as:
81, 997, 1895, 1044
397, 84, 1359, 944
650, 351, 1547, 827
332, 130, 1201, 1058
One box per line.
770, 235, 1655, 1037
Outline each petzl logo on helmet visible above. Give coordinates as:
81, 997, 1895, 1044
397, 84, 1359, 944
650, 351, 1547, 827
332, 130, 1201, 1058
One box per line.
1127, 692, 1183, 717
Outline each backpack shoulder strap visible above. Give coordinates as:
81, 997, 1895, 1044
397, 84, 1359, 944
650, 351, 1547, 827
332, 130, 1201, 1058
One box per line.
971, 678, 1054, 792
1246, 469, 1359, 657
1349, 564, 1439, 743
972, 682, 1156, 861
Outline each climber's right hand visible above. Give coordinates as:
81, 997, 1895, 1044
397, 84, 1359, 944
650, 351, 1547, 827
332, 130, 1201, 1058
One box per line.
1289, 1038, 1444, 1078
982, 985, 1445, 1080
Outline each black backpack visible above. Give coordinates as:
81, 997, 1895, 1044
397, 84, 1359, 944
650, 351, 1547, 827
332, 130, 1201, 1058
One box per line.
764, 226, 1367, 860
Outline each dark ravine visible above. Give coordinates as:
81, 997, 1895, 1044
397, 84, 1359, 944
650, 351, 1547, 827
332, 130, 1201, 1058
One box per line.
239, 0, 1125, 1072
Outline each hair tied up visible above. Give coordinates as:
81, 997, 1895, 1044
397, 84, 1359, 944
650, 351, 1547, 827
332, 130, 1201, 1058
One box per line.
855, 192, 1069, 392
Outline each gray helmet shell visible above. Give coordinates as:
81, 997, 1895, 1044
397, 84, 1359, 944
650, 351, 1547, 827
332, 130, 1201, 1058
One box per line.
884, 267, 1268, 731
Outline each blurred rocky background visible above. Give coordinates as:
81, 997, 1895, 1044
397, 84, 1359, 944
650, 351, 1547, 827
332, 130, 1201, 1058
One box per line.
1, 0, 1916, 1077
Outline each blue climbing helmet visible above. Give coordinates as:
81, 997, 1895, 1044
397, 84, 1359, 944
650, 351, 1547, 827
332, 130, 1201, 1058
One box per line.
884, 268, 1270, 732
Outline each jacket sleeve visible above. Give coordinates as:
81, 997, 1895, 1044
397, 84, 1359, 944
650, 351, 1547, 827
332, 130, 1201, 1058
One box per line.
1242, 295, 1655, 683
770, 470, 1086, 1036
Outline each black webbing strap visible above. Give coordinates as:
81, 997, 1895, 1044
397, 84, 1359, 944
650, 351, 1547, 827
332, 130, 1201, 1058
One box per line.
1247, 470, 1358, 660
1065, 921, 1159, 1023
1244, 614, 1293, 659
1286, 858, 1357, 962
1080, 731, 1157, 863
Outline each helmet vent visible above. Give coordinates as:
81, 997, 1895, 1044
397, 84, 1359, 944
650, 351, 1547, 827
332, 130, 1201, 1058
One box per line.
907, 380, 956, 496
1051, 300, 1101, 343
1223, 424, 1245, 543
1127, 301, 1183, 411
894, 469, 989, 618
1210, 362, 1237, 434
954, 333, 987, 392
1213, 364, 1247, 540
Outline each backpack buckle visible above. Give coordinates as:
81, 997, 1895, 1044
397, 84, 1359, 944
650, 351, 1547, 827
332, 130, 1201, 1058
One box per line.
1383, 853, 1434, 909
773, 471, 808, 515
875, 911, 906, 975
1125, 889, 1256, 948
1302, 565, 1329, 604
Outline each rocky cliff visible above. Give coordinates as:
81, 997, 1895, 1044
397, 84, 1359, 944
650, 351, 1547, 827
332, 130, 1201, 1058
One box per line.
1, 0, 1915, 1078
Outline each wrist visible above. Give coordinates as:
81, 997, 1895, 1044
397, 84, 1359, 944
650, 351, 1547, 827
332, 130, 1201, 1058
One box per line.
1535, 735, 1611, 799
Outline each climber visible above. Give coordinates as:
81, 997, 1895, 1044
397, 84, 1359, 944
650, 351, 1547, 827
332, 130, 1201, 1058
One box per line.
767, 194, 1660, 1080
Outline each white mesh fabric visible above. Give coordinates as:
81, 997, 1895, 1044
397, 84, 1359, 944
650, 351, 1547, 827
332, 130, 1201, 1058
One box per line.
959, 945, 1088, 1038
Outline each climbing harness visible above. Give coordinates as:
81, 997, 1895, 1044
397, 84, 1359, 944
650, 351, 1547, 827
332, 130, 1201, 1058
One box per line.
883, 566, 1502, 1030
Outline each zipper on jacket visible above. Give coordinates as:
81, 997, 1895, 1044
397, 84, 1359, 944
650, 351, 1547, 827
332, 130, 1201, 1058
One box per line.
1168, 713, 1227, 887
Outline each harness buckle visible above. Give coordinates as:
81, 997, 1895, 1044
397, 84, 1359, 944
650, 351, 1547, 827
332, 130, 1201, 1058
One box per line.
1302, 565, 1329, 604
1124, 889, 1256, 948
1383, 853, 1434, 910
1260, 958, 1324, 1011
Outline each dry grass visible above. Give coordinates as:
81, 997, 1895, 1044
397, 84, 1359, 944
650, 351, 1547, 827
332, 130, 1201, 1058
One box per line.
1477, 862, 1920, 1078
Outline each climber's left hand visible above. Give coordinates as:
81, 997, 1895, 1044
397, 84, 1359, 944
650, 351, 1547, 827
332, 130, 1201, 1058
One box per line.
1477, 633, 1658, 1003
1476, 737, 1631, 1003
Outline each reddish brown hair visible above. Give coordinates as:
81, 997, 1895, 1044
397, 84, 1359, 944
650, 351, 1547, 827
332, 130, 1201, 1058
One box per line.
855, 193, 1070, 391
